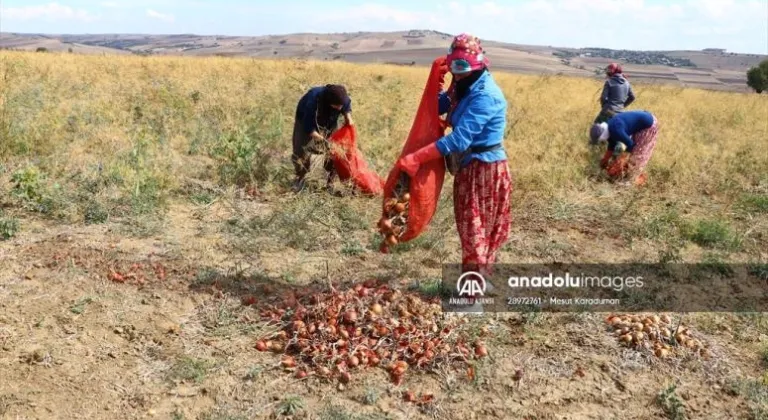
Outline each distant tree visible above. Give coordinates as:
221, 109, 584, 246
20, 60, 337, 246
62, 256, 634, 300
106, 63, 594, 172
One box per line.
35, 47, 48, 53
746, 59, 768, 93
68, 47, 73, 53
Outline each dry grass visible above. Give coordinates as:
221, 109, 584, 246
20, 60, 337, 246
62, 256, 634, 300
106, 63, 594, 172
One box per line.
1, 51, 765, 248
0, 50, 767, 419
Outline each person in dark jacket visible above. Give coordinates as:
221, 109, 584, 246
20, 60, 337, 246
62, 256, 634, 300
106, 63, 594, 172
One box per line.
593, 63, 635, 125
590, 110, 659, 185
291, 84, 353, 192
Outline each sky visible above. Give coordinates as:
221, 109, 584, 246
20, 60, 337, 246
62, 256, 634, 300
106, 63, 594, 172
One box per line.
1, 0, 767, 54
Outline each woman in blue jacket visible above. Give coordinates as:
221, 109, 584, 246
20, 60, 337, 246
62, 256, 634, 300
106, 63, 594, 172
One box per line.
396, 33, 511, 275
590, 110, 659, 185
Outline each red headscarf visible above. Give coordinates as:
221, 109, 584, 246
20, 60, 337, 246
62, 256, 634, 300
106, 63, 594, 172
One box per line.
606, 62, 627, 78
446, 33, 489, 74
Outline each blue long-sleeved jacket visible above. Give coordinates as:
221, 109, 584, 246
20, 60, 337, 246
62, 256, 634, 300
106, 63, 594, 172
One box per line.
607, 110, 655, 152
435, 71, 507, 167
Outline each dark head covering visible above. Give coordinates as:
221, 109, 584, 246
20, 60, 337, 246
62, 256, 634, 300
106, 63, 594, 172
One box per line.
320, 84, 349, 107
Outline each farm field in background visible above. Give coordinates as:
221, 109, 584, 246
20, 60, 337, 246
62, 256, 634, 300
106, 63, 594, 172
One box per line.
2, 30, 765, 93
0, 51, 767, 419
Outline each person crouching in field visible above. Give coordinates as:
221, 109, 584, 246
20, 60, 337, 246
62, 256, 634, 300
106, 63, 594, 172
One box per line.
590, 110, 659, 186
593, 63, 635, 124
291, 84, 354, 193
396, 33, 511, 276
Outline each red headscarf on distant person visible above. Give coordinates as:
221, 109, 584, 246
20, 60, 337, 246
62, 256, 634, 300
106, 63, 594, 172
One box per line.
606, 62, 627, 78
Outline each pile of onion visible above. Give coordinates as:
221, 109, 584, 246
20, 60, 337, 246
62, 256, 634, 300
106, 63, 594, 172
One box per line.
250, 280, 491, 386
606, 313, 710, 359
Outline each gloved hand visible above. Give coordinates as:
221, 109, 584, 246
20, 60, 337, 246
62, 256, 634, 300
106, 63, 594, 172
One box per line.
396, 142, 443, 177
613, 142, 627, 157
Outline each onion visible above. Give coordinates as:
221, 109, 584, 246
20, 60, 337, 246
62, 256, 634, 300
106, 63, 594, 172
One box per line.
371, 303, 383, 315
394, 203, 406, 213
255, 340, 267, 351
281, 357, 296, 368
386, 235, 398, 246
339, 372, 351, 384
348, 356, 360, 367
390, 372, 403, 386
403, 391, 416, 402
379, 218, 393, 234
343, 310, 358, 324
401, 193, 411, 202
295, 370, 307, 379
475, 345, 488, 358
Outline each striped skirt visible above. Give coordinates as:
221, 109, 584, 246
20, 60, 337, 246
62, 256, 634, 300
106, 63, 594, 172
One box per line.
453, 159, 512, 274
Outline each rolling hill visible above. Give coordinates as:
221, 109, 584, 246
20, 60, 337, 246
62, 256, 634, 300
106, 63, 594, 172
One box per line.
1, 29, 765, 92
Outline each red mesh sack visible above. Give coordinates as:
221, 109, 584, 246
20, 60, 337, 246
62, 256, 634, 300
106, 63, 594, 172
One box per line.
328, 124, 384, 196
378, 56, 450, 252
605, 154, 630, 178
